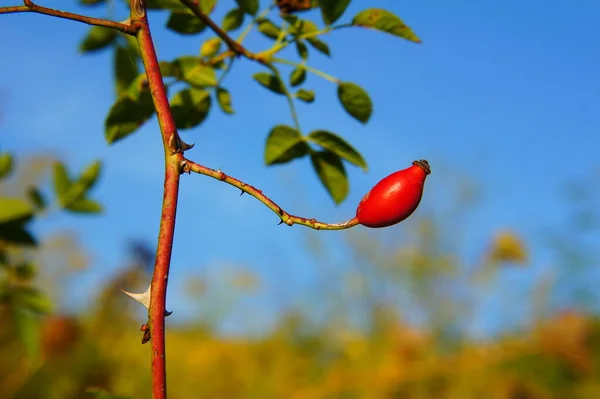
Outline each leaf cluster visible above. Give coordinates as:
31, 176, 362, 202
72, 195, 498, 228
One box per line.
76, 0, 420, 203
0, 152, 103, 360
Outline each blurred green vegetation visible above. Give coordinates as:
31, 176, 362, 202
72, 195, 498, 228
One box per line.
1, 154, 600, 399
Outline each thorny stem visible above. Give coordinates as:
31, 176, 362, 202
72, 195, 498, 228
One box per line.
271, 57, 340, 83
130, 1, 183, 398
182, 159, 360, 230
0, 2, 137, 34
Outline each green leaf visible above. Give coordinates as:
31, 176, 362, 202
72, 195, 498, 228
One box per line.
296, 40, 309, 60
290, 68, 306, 87
222, 8, 244, 32
52, 162, 71, 198
114, 46, 139, 96
308, 130, 367, 170
159, 61, 177, 77
78, 160, 102, 191
296, 89, 315, 103
80, 0, 106, 5
79, 26, 117, 52
123, 33, 142, 58
257, 18, 282, 39
282, 14, 298, 25
15, 262, 37, 281
144, 0, 188, 9
15, 287, 53, 314
65, 198, 103, 214
170, 88, 212, 129
27, 187, 46, 211
0, 152, 13, 179
105, 89, 156, 143
13, 307, 40, 360
319, 0, 351, 25
200, 37, 222, 58
0, 198, 33, 224
176, 56, 218, 86
311, 151, 348, 204
337, 82, 372, 123
0, 222, 36, 246
235, 0, 258, 15
216, 87, 234, 114
55, 160, 101, 208
264, 125, 310, 165
306, 37, 330, 56
292, 19, 318, 35
167, 10, 206, 34
253, 72, 286, 95
200, 0, 217, 13
352, 8, 421, 43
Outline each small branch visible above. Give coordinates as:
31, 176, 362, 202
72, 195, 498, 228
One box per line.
178, 0, 245, 56
182, 159, 359, 231
271, 57, 340, 84
263, 24, 351, 58
0, 2, 136, 34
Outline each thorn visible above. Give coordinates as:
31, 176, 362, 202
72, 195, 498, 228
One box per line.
278, 220, 284, 225
240, 190, 245, 196
179, 139, 195, 152
122, 285, 151, 310
122, 285, 173, 316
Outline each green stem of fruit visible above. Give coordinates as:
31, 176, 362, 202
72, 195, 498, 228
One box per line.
182, 159, 359, 231
271, 57, 340, 84
131, 2, 183, 399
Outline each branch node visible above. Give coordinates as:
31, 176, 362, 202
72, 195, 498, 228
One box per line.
180, 159, 191, 174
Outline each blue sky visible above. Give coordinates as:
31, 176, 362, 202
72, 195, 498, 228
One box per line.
1, 1, 599, 337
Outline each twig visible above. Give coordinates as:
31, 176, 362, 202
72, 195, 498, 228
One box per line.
181, 159, 359, 230
178, 0, 245, 56
130, 1, 183, 398
272, 57, 340, 84
262, 24, 351, 58
266, 64, 301, 131
0, 2, 136, 34
178, 0, 272, 65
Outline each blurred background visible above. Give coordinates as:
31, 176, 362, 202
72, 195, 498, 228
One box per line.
1, 1, 599, 398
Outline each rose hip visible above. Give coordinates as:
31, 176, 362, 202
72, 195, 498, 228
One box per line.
356, 160, 430, 228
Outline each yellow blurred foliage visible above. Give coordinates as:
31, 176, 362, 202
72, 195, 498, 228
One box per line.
488, 230, 528, 265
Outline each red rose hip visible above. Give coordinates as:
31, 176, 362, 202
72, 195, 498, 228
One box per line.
356, 160, 431, 228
